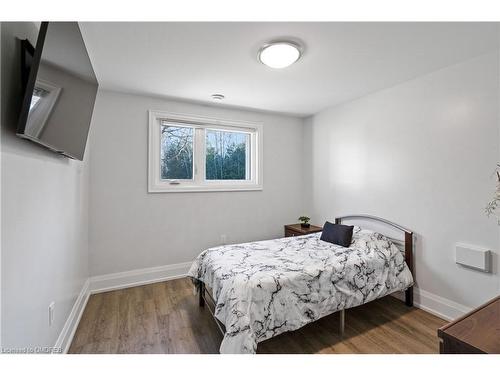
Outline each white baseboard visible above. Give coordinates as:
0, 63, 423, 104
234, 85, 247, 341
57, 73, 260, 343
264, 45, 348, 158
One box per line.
53, 278, 90, 354
393, 287, 472, 321
88, 261, 192, 294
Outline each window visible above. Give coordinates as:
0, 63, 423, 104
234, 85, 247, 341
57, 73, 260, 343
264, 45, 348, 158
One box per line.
161, 125, 193, 180
29, 88, 44, 111
148, 111, 263, 192
205, 129, 250, 181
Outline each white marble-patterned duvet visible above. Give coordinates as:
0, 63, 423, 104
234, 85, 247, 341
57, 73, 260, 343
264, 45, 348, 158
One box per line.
188, 228, 413, 354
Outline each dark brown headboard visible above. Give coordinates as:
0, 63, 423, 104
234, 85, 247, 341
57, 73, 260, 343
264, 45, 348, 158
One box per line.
335, 214, 414, 307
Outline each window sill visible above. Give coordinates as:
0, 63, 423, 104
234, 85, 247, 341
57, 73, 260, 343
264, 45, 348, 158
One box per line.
148, 185, 263, 193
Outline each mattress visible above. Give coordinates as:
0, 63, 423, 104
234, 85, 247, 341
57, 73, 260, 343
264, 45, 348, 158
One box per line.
188, 227, 413, 354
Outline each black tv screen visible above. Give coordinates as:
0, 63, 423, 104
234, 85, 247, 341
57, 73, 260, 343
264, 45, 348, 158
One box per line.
17, 22, 98, 160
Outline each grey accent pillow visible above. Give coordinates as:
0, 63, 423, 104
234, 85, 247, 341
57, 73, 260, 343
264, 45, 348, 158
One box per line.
320, 221, 354, 247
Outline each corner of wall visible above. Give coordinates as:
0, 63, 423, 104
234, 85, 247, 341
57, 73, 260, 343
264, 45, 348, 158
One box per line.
301, 116, 314, 219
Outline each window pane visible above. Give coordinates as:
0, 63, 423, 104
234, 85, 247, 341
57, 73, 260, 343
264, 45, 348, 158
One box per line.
160, 124, 193, 180
206, 129, 249, 180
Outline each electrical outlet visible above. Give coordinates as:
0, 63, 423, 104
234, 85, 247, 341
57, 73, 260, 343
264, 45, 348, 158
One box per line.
220, 234, 227, 245
48, 302, 55, 327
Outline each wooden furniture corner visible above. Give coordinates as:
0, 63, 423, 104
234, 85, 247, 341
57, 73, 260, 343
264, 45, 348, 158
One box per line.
438, 295, 500, 354
284, 223, 322, 237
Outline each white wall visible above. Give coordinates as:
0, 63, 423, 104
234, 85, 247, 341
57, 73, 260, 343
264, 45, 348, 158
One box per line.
1, 22, 90, 350
304, 52, 500, 313
88, 90, 304, 276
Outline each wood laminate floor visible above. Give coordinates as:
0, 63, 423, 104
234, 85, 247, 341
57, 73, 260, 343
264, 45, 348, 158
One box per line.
69, 277, 445, 354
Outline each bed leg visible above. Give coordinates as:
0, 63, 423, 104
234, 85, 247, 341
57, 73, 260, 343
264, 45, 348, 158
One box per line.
405, 287, 413, 307
339, 309, 345, 336
198, 283, 205, 307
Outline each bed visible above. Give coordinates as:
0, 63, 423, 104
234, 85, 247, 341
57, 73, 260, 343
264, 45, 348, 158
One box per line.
188, 215, 414, 354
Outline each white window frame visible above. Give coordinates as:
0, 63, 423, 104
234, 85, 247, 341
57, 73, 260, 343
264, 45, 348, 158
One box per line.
148, 110, 263, 193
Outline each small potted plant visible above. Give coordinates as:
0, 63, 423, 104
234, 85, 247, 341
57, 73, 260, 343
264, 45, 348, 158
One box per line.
298, 216, 311, 228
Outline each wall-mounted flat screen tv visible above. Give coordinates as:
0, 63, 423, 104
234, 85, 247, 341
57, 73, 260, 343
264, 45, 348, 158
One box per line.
17, 22, 98, 161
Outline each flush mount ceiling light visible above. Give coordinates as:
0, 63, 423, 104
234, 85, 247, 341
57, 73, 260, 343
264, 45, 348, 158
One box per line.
258, 41, 302, 69
211, 93, 225, 100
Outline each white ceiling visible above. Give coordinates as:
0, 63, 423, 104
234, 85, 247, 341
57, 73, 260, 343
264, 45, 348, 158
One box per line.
79, 22, 499, 117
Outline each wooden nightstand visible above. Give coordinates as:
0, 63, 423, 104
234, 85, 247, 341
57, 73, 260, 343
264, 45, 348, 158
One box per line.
284, 224, 323, 237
